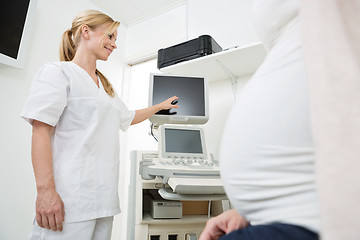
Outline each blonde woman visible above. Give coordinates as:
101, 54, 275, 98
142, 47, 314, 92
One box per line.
22, 10, 178, 240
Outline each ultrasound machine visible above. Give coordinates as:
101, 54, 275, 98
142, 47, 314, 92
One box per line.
139, 73, 226, 201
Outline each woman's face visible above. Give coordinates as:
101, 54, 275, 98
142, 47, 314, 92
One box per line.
87, 22, 118, 61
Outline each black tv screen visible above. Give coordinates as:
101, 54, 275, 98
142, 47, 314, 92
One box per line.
0, 0, 31, 59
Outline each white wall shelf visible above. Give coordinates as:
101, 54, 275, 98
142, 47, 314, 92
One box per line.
160, 42, 267, 82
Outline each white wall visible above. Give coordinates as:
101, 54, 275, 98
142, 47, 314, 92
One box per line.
0, 1, 126, 239
188, 0, 259, 49
124, 0, 259, 61
124, 3, 188, 62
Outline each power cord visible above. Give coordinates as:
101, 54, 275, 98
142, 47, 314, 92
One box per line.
150, 123, 158, 142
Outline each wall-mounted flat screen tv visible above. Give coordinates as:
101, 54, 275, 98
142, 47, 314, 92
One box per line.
0, 0, 37, 69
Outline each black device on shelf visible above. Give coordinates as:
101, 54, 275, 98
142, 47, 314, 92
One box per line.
157, 35, 222, 69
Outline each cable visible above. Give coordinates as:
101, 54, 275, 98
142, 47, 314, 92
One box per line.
208, 200, 212, 218
150, 123, 158, 142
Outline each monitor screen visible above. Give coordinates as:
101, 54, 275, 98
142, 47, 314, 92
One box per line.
165, 128, 203, 154
0, 0, 30, 59
159, 125, 208, 159
0, 0, 37, 68
149, 73, 209, 125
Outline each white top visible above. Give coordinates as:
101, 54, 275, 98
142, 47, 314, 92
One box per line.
21, 61, 135, 223
220, 0, 319, 232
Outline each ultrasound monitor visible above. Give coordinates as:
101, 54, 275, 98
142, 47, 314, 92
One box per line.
149, 73, 209, 126
159, 125, 208, 160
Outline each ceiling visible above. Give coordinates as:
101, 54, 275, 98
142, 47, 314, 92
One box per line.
90, 0, 186, 26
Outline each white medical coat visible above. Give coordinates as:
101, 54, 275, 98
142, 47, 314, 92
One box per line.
21, 62, 135, 223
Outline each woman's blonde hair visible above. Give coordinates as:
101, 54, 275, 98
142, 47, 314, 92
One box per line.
60, 10, 120, 97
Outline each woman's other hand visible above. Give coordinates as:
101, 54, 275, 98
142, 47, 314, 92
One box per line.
36, 188, 65, 231
32, 120, 65, 232
199, 209, 249, 240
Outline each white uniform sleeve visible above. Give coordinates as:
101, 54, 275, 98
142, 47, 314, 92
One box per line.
21, 63, 69, 126
116, 96, 135, 132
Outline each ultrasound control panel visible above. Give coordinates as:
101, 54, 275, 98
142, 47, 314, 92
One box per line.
159, 157, 215, 168
140, 153, 220, 184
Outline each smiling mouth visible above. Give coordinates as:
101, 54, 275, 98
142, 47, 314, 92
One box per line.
104, 47, 112, 55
